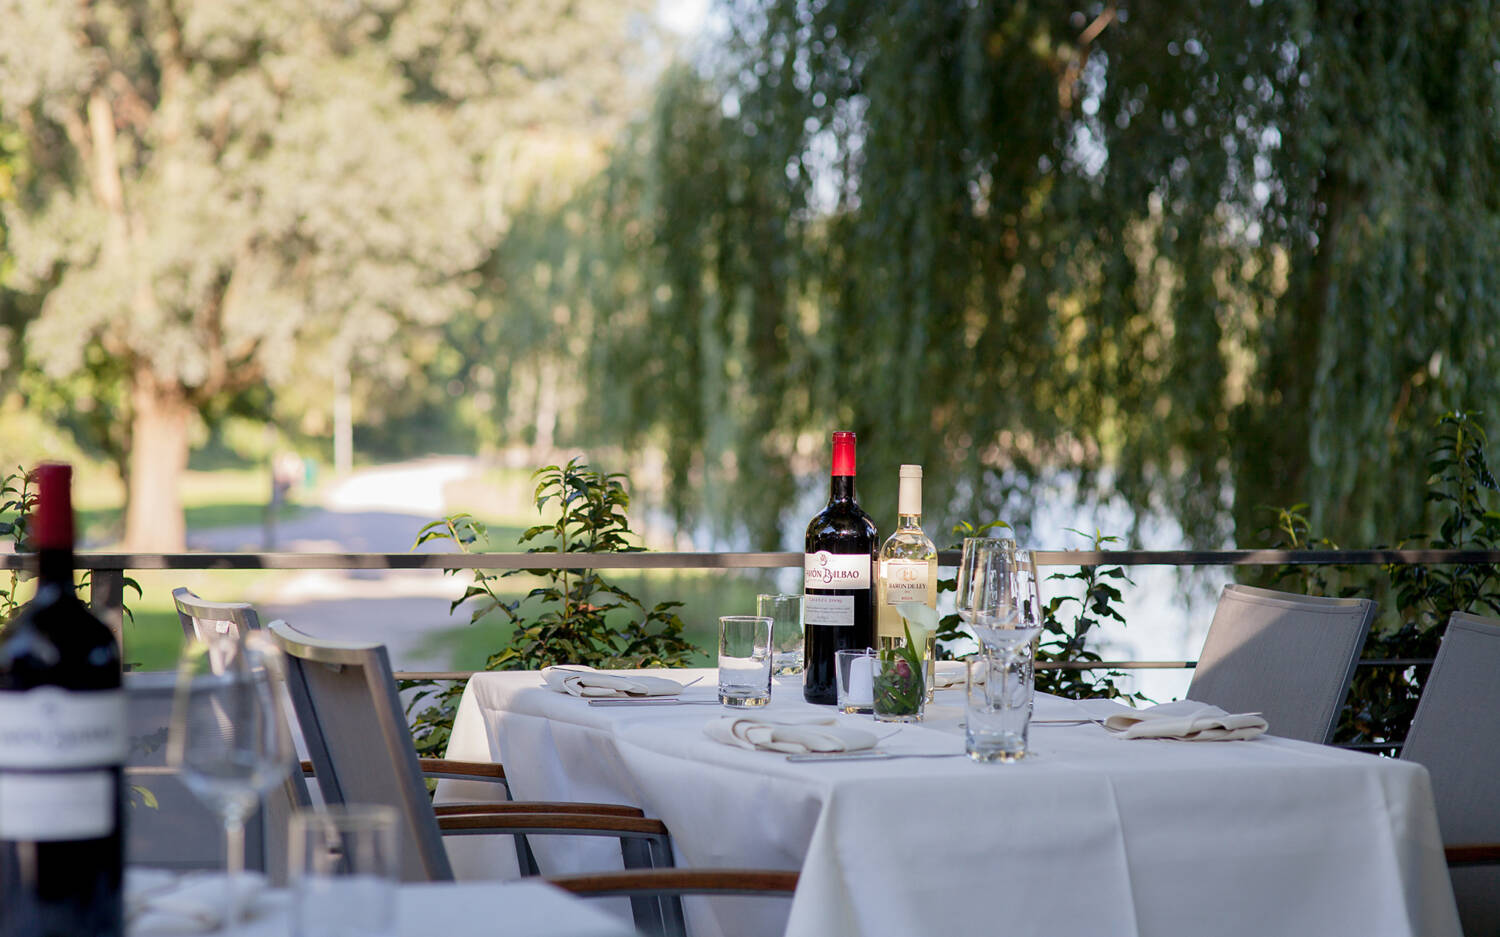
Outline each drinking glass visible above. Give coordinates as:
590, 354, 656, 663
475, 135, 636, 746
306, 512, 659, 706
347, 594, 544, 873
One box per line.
872, 647, 925, 723
718, 615, 773, 707
168, 631, 295, 929
291, 805, 399, 937
956, 537, 1043, 760
965, 653, 1030, 761
834, 648, 875, 714
756, 593, 804, 676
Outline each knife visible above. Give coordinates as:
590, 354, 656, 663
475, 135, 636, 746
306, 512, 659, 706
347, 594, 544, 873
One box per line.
586, 698, 722, 707
784, 750, 963, 762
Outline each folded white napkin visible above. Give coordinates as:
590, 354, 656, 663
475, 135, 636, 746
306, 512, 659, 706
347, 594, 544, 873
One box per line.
704, 716, 879, 754
1102, 700, 1268, 741
126, 869, 271, 935
541, 665, 684, 698
932, 660, 988, 689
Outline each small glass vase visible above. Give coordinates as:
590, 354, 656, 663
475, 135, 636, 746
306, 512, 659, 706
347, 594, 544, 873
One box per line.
873, 643, 926, 723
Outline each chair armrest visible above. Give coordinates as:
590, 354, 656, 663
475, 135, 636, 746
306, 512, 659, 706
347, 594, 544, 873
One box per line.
1446, 843, 1500, 866
418, 758, 506, 783
547, 868, 799, 898
436, 812, 668, 838
433, 802, 643, 818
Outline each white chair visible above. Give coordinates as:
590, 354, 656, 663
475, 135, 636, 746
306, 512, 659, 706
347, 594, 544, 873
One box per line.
173, 587, 261, 643
1400, 611, 1500, 935
1187, 584, 1375, 744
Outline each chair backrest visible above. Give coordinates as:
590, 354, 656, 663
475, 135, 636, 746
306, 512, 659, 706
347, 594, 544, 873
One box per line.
1186, 584, 1375, 744
173, 587, 262, 643
1400, 611, 1500, 935
266, 619, 452, 882
125, 670, 311, 884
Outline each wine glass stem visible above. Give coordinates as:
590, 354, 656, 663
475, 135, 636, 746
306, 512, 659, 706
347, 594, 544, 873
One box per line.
224, 814, 246, 931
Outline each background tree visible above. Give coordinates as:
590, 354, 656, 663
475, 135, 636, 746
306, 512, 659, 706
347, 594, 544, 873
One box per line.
0, 0, 655, 549
581, 0, 1500, 549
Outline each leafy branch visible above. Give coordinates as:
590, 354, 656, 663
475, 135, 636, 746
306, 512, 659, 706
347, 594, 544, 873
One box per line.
403, 458, 697, 756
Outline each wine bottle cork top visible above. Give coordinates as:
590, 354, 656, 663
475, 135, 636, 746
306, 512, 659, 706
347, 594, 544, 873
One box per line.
831, 432, 856, 476
32, 462, 75, 550
898, 465, 922, 516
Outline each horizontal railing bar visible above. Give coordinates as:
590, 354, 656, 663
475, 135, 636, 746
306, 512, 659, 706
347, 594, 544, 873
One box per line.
391, 657, 1436, 683
4, 547, 1500, 571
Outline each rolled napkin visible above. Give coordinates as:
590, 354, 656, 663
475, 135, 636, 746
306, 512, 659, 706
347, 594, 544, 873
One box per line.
1102, 699, 1268, 741
126, 869, 272, 935
704, 715, 879, 754
541, 665, 684, 698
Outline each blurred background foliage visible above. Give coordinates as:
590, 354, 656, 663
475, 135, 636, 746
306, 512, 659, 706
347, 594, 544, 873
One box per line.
2, 0, 1498, 554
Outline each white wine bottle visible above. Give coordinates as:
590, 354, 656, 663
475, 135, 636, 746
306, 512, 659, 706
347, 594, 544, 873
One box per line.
876, 465, 938, 693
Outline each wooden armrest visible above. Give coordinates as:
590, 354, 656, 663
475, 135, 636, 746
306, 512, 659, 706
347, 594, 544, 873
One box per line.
418, 758, 506, 781
433, 802, 643, 818
547, 868, 799, 897
1446, 843, 1500, 866
436, 812, 668, 836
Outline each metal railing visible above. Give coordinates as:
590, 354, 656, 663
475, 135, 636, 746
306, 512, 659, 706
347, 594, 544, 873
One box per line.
6, 545, 1498, 673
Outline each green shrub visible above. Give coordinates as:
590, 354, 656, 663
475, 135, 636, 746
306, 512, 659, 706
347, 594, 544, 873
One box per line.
403, 457, 696, 756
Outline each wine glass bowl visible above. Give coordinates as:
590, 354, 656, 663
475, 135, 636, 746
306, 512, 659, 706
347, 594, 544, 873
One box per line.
167, 631, 294, 929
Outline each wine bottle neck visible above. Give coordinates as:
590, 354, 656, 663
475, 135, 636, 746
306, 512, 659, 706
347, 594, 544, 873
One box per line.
897, 512, 923, 530
828, 475, 857, 502
36, 547, 76, 589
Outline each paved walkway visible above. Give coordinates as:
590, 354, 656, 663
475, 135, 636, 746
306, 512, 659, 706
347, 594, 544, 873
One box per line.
187, 458, 491, 670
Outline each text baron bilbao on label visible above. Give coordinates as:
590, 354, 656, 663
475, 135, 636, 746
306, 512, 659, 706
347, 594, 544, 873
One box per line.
803, 551, 871, 589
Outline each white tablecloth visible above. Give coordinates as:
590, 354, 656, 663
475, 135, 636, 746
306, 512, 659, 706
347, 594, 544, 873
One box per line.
130, 879, 634, 937
440, 668, 1461, 937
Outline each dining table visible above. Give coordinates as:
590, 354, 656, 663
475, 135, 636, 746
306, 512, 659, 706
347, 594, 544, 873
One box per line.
436, 666, 1462, 937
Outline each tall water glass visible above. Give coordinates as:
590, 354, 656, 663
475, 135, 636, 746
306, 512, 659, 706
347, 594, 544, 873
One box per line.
291, 805, 399, 937
965, 652, 1030, 762
718, 616, 773, 707
756, 593, 804, 675
168, 631, 295, 929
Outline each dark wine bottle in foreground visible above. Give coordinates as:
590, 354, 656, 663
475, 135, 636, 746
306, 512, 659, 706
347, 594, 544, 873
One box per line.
0, 463, 125, 937
803, 432, 878, 704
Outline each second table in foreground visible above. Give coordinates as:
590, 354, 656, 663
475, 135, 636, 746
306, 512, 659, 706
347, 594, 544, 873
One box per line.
440, 668, 1460, 937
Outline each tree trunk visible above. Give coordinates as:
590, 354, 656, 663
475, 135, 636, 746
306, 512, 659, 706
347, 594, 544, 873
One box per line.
123, 369, 191, 552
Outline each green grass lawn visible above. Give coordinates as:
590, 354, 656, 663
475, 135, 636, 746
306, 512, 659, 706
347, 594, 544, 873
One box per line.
76, 468, 310, 545
11, 460, 771, 673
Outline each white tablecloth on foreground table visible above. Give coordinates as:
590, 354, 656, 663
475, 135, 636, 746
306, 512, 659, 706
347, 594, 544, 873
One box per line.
439, 668, 1461, 937
129, 879, 634, 937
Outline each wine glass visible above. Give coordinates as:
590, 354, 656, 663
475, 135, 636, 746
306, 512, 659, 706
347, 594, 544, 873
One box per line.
956, 537, 1042, 654
167, 630, 294, 930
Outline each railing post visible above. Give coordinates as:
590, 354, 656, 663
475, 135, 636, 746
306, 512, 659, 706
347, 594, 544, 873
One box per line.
89, 567, 125, 655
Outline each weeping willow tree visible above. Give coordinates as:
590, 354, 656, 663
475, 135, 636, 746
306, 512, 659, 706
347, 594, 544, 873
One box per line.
576, 0, 1500, 549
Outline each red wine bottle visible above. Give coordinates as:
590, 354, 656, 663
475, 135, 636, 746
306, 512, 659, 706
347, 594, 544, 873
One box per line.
0, 463, 124, 937
803, 432, 878, 704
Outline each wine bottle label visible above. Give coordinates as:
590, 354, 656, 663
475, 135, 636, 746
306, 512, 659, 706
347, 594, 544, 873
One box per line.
804, 551, 871, 590
0, 771, 115, 840
0, 688, 123, 841
0, 688, 126, 769
804, 593, 855, 626
881, 559, 932, 604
